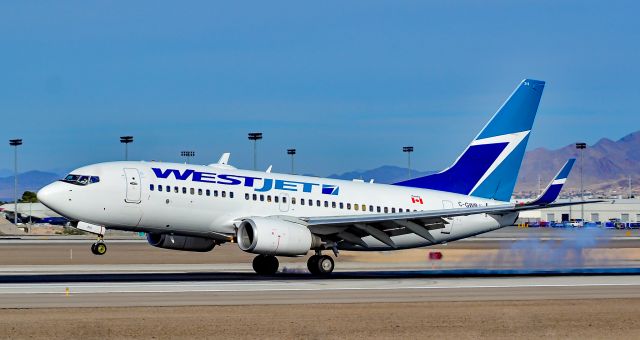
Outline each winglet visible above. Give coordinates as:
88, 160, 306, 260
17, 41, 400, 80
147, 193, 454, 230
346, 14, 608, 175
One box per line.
528, 158, 575, 206
217, 153, 231, 165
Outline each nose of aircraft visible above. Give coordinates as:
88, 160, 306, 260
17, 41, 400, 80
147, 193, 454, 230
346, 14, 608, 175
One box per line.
37, 181, 68, 213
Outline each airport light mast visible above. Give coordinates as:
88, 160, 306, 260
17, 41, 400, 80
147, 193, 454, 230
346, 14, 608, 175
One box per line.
9, 139, 22, 225
287, 148, 296, 175
248, 132, 263, 170
120, 136, 133, 161
403, 146, 414, 179
181, 151, 195, 164
576, 142, 587, 223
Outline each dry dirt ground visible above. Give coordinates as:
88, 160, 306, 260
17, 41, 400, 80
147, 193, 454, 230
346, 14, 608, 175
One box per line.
1, 299, 639, 339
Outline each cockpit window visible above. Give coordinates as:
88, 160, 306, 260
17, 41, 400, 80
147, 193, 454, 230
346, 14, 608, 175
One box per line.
61, 174, 100, 186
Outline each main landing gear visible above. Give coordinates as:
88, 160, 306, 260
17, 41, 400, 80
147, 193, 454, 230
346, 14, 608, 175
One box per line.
252, 254, 279, 275
307, 252, 335, 275
91, 236, 107, 256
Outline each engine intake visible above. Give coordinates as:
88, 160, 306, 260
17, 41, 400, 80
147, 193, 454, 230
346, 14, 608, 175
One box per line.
237, 217, 321, 256
146, 233, 216, 252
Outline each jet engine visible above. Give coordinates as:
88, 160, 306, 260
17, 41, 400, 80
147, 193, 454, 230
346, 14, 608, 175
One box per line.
236, 217, 321, 256
146, 233, 216, 252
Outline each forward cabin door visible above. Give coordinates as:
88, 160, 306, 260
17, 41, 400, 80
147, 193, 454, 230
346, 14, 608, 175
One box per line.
441, 200, 455, 234
124, 168, 142, 203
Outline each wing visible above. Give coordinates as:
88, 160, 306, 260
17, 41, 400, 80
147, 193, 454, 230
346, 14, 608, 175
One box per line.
299, 204, 516, 248
257, 200, 603, 249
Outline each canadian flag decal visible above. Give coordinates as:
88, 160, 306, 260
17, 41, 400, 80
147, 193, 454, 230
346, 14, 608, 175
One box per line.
411, 195, 424, 204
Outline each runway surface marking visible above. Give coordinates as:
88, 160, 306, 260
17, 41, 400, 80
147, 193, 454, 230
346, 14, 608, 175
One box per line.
2, 276, 639, 294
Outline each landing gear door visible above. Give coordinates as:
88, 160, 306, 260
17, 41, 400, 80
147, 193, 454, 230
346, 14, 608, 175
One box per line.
441, 200, 454, 234
124, 168, 142, 203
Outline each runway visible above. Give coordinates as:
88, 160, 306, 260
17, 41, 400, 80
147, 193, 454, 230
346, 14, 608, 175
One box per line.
1, 227, 640, 309
0, 268, 640, 308
2, 229, 640, 338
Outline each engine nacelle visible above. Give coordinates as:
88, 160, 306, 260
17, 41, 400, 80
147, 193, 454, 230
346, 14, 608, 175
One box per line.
146, 233, 216, 252
237, 217, 321, 256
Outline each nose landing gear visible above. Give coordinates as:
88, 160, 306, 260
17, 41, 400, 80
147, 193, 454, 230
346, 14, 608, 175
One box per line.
90, 236, 107, 255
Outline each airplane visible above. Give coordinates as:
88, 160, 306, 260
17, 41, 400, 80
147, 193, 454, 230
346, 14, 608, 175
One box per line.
37, 78, 592, 275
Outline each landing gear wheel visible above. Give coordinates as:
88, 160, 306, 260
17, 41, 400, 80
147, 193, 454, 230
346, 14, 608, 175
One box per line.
308, 255, 334, 275
92, 242, 107, 255
317, 255, 334, 275
252, 255, 279, 275
307, 255, 320, 274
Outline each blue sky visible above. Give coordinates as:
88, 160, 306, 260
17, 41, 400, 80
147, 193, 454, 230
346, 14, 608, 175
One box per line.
1, 1, 639, 176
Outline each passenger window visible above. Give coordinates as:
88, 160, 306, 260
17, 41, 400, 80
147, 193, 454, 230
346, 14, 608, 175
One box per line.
150, 184, 154, 191
252, 194, 257, 201
384, 207, 388, 213
399, 208, 403, 213
324, 201, 329, 208
182, 187, 187, 194
222, 191, 226, 198
317, 200, 321, 207
332, 202, 336, 208
174, 186, 179, 193
259, 194, 264, 201
339, 203, 344, 209
283, 197, 287, 203
166, 186, 170, 192
245, 193, 250, 200
275, 196, 279, 203
214, 190, 219, 197
292, 198, 296, 204
347, 203, 351, 210
369, 206, 374, 212
377, 206, 381, 213
354, 204, 359, 211
198, 188, 202, 195
158, 185, 163, 192
206, 189, 210, 196
392, 208, 396, 213
190, 188, 194, 195
230, 192, 234, 198
301, 199, 305, 205
267, 195, 272, 203
362, 204, 366, 211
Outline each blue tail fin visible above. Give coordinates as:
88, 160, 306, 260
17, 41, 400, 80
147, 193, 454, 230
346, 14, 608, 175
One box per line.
394, 79, 545, 201
528, 159, 575, 206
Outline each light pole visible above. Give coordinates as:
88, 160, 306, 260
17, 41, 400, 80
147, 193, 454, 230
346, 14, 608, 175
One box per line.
287, 149, 296, 175
403, 146, 414, 179
120, 136, 133, 161
248, 132, 263, 170
576, 142, 587, 223
181, 151, 195, 164
9, 139, 22, 225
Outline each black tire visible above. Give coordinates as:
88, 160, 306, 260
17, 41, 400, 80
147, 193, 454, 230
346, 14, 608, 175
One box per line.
95, 242, 107, 255
317, 255, 334, 275
253, 255, 279, 275
264, 256, 279, 275
90, 243, 98, 255
307, 255, 320, 274
252, 255, 266, 274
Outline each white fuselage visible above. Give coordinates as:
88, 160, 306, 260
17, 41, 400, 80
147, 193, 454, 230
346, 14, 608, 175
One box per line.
38, 161, 517, 251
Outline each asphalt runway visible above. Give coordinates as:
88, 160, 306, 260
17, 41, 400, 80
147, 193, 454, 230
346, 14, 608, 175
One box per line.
1, 227, 639, 309
1, 273, 640, 308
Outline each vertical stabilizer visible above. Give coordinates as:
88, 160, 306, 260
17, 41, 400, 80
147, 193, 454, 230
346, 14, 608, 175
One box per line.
394, 79, 545, 202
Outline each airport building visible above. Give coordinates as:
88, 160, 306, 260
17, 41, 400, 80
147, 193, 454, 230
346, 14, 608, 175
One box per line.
518, 198, 640, 224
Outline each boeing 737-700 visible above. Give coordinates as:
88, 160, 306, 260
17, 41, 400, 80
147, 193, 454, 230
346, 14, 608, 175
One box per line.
37, 79, 589, 275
